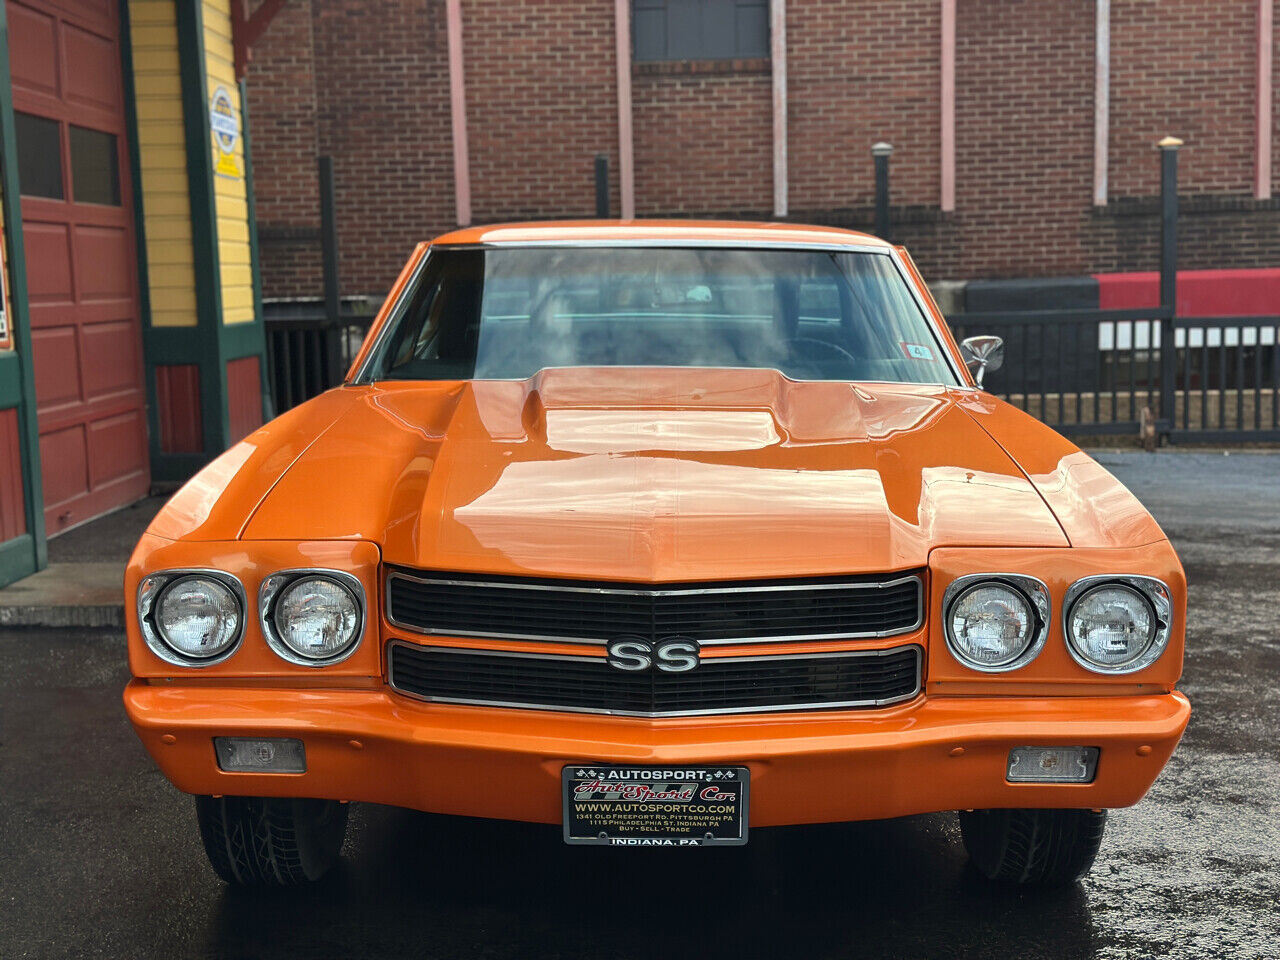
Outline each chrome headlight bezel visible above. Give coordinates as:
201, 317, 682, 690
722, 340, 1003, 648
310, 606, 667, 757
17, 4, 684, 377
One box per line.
258, 569, 367, 667
137, 569, 248, 667
942, 573, 1051, 673
1063, 575, 1172, 674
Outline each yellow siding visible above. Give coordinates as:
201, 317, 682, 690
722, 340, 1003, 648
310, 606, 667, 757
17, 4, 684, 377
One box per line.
203, 0, 256, 325
129, 0, 198, 329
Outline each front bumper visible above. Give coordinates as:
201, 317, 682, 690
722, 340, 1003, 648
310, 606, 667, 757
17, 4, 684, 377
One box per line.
124, 682, 1189, 826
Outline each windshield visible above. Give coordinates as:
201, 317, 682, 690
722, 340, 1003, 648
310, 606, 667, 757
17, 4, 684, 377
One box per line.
364, 246, 958, 384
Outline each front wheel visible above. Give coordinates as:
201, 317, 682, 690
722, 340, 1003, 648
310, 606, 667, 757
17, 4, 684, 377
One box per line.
196, 795, 349, 886
959, 808, 1107, 886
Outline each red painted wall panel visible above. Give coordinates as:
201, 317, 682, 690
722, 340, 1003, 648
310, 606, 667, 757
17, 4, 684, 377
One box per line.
0, 408, 27, 542
226, 356, 264, 443
1096, 268, 1280, 317
15, 0, 150, 534
155, 364, 202, 454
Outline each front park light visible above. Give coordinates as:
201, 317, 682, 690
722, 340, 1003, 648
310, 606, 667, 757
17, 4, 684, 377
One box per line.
1007, 746, 1099, 783
260, 570, 366, 666
215, 737, 307, 773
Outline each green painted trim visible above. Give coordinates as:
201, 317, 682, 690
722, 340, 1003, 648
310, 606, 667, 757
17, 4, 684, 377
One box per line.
174, 0, 229, 459
142, 325, 207, 365
119, 0, 169, 479
0, 534, 36, 588
0, 353, 20, 407
222, 321, 264, 360
0, 1, 47, 573
238, 77, 272, 422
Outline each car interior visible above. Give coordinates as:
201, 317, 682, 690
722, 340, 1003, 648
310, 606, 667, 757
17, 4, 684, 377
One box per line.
374, 247, 953, 384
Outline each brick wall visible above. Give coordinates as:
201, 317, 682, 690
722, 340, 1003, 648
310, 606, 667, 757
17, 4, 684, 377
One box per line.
311, 0, 456, 296
633, 67, 773, 215
464, 0, 621, 222
245, 0, 1280, 297
943, 0, 1097, 278
787, 0, 939, 214
246, 0, 321, 299
1110, 0, 1255, 197
1075, 0, 1279, 274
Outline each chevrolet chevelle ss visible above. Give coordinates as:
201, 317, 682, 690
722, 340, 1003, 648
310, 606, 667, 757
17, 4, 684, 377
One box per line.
124, 222, 1190, 886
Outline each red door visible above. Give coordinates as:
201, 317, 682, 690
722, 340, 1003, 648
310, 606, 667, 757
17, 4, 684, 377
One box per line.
10, 0, 149, 534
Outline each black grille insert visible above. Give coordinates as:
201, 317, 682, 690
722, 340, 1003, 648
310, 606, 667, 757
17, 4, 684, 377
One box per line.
388, 642, 922, 716
386, 570, 923, 645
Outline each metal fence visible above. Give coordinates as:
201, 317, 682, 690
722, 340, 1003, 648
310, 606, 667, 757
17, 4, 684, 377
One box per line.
263, 302, 1280, 444
949, 309, 1280, 441
950, 307, 1168, 436
263, 309, 372, 413
1169, 316, 1280, 441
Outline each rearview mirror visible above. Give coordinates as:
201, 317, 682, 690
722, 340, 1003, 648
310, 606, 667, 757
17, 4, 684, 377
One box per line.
960, 335, 1004, 388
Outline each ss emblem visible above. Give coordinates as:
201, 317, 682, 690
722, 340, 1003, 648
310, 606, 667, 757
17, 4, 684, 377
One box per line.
606, 636, 700, 673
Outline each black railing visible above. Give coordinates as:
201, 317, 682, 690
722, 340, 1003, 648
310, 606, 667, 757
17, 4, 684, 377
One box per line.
1169, 316, 1280, 441
262, 154, 375, 414
263, 302, 1279, 442
263, 306, 373, 413
948, 309, 1280, 441
949, 307, 1170, 437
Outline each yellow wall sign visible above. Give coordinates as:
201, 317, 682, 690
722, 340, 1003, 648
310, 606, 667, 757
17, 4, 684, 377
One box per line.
209, 85, 241, 179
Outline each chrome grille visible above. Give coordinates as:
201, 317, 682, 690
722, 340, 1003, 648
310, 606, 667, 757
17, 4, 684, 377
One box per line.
387, 642, 923, 717
385, 570, 923, 646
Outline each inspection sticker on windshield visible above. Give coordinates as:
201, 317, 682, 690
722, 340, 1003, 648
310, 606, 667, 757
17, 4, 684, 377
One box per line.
900, 341, 934, 361
563, 765, 749, 846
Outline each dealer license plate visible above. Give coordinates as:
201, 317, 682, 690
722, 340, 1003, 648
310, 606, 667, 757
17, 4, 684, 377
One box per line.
562, 765, 749, 846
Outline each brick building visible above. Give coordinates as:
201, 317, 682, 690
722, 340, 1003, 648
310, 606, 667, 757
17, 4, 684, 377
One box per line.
245, 0, 1280, 306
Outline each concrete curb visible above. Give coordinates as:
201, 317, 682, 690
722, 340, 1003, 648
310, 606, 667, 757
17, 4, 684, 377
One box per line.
0, 605, 125, 629
0, 563, 126, 632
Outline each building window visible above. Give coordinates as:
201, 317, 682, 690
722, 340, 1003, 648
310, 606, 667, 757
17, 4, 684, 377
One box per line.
15, 112, 64, 200
633, 0, 769, 62
69, 126, 121, 206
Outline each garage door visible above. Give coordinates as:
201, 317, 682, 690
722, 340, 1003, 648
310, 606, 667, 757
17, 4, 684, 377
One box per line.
9, 0, 150, 534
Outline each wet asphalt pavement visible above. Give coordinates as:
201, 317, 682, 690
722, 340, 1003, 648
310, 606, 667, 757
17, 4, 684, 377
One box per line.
1, 451, 1277, 960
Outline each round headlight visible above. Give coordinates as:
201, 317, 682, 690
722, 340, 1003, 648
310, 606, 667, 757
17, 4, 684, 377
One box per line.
947, 581, 1036, 670
271, 576, 361, 662
1067, 584, 1156, 669
154, 576, 242, 660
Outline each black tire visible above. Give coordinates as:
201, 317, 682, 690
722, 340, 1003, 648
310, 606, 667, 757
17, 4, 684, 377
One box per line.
959, 808, 1107, 886
196, 795, 349, 886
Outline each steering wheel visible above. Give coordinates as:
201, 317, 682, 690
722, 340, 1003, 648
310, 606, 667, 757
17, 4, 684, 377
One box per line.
784, 336, 860, 372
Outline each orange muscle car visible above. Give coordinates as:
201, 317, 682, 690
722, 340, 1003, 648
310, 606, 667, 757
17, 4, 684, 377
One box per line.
124, 222, 1189, 886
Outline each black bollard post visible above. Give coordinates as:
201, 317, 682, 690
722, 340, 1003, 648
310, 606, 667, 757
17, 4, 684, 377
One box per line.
1158, 136, 1182, 430
595, 154, 609, 218
871, 142, 893, 241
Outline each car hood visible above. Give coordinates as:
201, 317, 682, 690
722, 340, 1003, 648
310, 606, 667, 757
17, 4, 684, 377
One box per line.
235, 368, 1070, 580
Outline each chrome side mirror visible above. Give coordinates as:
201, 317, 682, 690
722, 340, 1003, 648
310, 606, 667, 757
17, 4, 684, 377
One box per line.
960, 335, 1004, 387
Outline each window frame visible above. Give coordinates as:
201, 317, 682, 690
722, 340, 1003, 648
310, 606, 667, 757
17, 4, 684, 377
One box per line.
632, 0, 771, 64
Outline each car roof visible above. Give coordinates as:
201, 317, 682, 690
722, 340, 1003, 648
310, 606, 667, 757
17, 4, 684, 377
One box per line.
429, 220, 892, 249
